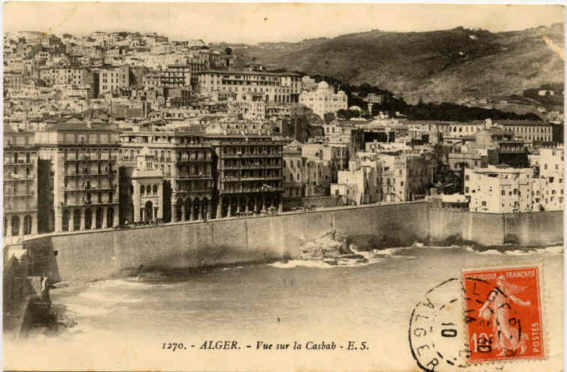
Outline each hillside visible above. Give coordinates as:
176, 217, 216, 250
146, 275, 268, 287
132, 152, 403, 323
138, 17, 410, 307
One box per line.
233, 24, 565, 107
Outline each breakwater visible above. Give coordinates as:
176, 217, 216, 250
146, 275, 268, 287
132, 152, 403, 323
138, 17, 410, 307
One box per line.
19, 202, 563, 283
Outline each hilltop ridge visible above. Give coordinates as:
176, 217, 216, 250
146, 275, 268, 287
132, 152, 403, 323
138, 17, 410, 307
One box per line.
233, 23, 565, 107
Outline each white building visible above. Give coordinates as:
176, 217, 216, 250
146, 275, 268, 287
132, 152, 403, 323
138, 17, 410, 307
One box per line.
197, 70, 301, 104
465, 166, 534, 213
529, 147, 564, 211
299, 81, 348, 119
97, 66, 130, 97
331, 160, 379, 205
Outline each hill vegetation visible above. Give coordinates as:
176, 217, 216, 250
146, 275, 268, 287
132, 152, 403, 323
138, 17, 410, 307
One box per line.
233, 24, 564, 107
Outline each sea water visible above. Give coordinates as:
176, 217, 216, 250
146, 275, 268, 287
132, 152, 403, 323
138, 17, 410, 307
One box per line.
4, 245, 563, 371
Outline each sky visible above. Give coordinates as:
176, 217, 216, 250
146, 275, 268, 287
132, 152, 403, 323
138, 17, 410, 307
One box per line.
3, 2, 565, 44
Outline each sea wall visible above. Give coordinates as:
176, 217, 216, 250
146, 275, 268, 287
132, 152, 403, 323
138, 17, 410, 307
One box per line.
429, 208, 563, 247
21, 202, 563, 282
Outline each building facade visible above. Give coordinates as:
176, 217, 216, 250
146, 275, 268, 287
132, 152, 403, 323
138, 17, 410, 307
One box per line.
283, 141, 304, 198
35, 125, 121, 233
119, 129, 214, 224
299, 81, 348, 119
97, 65, 130, 96
465, 166, 533, 213
381, 152, 435, 202
498, 121, 554, 144
197, 70, 301, 104
3, 130, 39, 238
39, 67, 92, 87
529, 147, 564, 211
208, 133, 284, 217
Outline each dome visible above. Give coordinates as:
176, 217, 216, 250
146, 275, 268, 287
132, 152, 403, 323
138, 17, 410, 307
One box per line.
318, 81, 329, 89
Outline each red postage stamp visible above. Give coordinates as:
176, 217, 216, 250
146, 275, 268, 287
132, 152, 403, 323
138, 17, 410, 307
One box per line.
463, 266, 544, 363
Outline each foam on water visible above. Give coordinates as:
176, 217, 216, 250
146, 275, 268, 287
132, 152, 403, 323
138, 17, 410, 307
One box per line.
87, 278, 154, 289
464, 245, 564, 256
269, 260, 336, 269
64, 303, 113, 317
78, 290, 142, 304
541, 245, 564, 255
373, 247, 412, 257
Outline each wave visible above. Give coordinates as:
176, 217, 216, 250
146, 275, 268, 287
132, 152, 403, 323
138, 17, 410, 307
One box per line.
269, 255, 388, 269
78, 291, 143, 305
465, 245, 564, 256
373, 247, 412, 257
63, 303, 113, 317
425, 245, 461, 250
221, 266, 245, 271
269, 260, 336, 269
87, 279, 154, 289
539, 245, 564, 255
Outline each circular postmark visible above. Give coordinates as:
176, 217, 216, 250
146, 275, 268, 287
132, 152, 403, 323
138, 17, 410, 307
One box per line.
409, 278, 470, 372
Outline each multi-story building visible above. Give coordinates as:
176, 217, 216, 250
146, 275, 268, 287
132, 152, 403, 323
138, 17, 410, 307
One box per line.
322, 121, 364, 156
4, 72, 24, 90
197, 70, 301, 104
128, 148, 165, 224
39, 67, 92, 87
207, 131, 284, 217
3, 130, 39, 238
436, 121, 486, 140
144, 65, 192, 90
414, 119, 553, 145
302, 143, 349, 182
299, 81, 348, 119
465, 166, 534, 213
110, 99, 149, 119
303, 158, 332, 197
529, 147, 564, 211
229, 93, 266, 121
331, 160, 378, 206
498, 120, 554, 144
35, 124, 121, 233
283, 140, 304, 198
119, 128, 214, 223
380, 152, 435, 202
96, 65, 130, 96
474, 126, 529, 168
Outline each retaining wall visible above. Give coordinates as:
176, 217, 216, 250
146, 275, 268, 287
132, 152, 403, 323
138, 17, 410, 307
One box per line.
21, 203, 563, 282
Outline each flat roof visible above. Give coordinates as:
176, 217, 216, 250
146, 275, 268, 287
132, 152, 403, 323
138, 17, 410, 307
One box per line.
198, 69, 301, 77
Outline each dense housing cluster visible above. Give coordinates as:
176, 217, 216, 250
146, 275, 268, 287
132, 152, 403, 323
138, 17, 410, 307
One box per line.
3, 30, 564, 242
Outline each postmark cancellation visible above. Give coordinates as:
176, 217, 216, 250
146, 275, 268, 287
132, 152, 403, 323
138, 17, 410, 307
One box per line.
409, 265, 545, 371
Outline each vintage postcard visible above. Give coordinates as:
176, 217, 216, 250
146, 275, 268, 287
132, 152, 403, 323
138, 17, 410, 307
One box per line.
2, 2, 564, 371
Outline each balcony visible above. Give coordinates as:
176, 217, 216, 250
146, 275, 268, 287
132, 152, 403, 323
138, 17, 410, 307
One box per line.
221, 164, 281, 170
223, 176, 281, 182
176, 188, 213, 194
176, 158, 211, 164
220, 187, 284, 194
4, 192, 34, 197
65, 171, 115, 177
4, 160, 34, 166
63, 200, 119, 207
221, 153, 281, 159
64, 185, 115, 192
176, 176, 213, 181
4, 176, 35, 182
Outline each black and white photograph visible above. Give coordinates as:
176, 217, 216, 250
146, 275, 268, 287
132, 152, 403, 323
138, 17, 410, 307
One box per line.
2, 3, 564, 371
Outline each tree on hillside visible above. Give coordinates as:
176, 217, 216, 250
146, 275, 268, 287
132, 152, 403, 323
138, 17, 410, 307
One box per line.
324, 112, 336, 124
